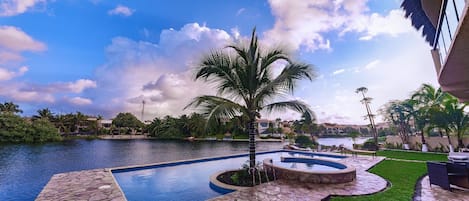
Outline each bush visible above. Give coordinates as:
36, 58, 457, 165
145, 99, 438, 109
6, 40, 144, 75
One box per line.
363, 140, 378, 150
295, 135, 317, 148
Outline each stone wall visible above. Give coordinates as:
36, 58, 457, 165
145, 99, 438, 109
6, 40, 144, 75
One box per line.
386, 135, 469, 151
263, 159, 356, 184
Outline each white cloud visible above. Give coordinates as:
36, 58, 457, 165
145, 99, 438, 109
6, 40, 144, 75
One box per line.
90, 23, 233, 119
358, 10, 414, 41
108, 5, 134, 17
67, 97, 92, 105
0, 0, 46, 16
364, 59, 380, 70
66, 79, 97, 93
264, 0, 413, 52
0, 26, 46, 51
0, 26, 46, 64
332, 68, 346, 75
236, 8, 245, 16
0, 66, 27, 81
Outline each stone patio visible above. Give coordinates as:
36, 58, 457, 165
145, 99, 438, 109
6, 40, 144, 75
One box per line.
35, 169, 125, 201
415, 176, 469, 201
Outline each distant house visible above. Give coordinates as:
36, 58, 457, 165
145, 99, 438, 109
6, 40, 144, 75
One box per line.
98, 119, 113, 129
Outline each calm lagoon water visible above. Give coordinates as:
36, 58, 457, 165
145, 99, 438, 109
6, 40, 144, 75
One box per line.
317, 137, 371, 149
0, 137, 363, 201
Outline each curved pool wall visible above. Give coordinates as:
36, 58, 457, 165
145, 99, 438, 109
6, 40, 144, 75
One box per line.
263, 157, 356, 184
111, 150, 347, 201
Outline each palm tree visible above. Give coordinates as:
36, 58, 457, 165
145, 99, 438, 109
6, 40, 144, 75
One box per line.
443, 97, 469, 149
32, 108, 55, 121
186, 28, 316, 170
411, 84, 450, 151
0, 102, 23, 114
355, 87, 378, 150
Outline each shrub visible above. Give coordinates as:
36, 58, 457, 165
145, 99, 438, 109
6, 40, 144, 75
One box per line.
363, 140, 378, 150
295, 135, 317, 147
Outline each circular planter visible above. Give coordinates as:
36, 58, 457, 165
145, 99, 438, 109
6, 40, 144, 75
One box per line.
209, 170, 251, 194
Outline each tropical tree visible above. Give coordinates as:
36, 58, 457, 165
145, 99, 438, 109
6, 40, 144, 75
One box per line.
380, 100, 413, 149
356, 87, 378, 150
32, 108, 55, 122
186, 28, 315, 170
0, 102, 23, 114
411, 84, 449, 151
442, 97, 469, 149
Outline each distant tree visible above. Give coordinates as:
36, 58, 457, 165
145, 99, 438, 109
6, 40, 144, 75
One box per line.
0, 102, 22, 114
356, 87, 378, 150
112, 113, 143, 129
32, 108, 54, 122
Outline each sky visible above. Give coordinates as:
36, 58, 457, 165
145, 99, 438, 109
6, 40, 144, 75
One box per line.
0, 0, 439, 125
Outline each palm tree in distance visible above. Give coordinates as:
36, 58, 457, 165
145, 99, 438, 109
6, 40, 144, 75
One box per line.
186, 28, 316, 171
0, 102, 23, 114
32, 108, 55, 121
355, 87, 378, 150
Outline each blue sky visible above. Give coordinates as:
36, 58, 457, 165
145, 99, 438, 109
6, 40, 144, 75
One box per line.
0, 0, 439, 124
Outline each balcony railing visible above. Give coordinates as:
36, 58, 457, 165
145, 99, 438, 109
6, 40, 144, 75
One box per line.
433, 0, 466, 64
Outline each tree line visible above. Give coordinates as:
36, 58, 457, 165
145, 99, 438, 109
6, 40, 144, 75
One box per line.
380, 84, 468, 151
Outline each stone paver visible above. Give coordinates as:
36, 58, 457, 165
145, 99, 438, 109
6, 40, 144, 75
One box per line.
416, 176, 469, 201
35, 169, 126, 201
209, 154, 388, 201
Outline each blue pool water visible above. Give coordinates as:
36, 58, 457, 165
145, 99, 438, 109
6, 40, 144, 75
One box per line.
274, 157, 346, 172
112, 151, 346, 201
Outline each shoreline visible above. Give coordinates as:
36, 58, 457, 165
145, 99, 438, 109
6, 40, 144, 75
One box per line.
97, 135, 284, 142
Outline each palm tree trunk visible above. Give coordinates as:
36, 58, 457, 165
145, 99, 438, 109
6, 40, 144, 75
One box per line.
420, 129, 426, 144
248, 119, 256, 169
458, 132, 464, 149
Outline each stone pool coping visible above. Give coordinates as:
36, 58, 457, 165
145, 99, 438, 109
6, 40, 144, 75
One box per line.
36, 150, 385, 201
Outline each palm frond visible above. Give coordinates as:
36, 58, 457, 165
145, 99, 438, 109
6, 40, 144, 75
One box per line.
263, 100, 315, 120
185, 95, 248, 127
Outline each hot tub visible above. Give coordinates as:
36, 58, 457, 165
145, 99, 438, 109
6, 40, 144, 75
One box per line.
263, 157, 356, 184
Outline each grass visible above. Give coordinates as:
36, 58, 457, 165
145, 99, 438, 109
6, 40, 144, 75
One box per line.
377, 150, 448, 161
331, 150, 447, 201
331, 160, 427, 201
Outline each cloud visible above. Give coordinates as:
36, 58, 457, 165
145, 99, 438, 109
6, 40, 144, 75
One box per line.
332, 69, 346, 75
108, 5, 134, 17
0, 0, 46, 16
0, 26, 46, 51
0, 26, 46, 64
88, 23, 233, 119
236, 8, 245, 16
0, 66, 27, 81
20, 79, 97, 94
263, 0, 413, 52
67, 97, 92, 105
364, 59, 380, 70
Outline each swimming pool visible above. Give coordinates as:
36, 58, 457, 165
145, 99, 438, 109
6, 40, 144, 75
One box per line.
112, 150, 346, 201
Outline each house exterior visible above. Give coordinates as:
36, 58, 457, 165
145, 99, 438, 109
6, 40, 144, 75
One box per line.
402, 0, 469, 102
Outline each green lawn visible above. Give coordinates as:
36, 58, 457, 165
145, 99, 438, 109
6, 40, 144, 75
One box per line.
377, 150, 448, 161
331, 150, 447, 201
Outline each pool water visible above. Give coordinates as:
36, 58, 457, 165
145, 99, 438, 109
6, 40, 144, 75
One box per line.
112, 151, 345, 201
